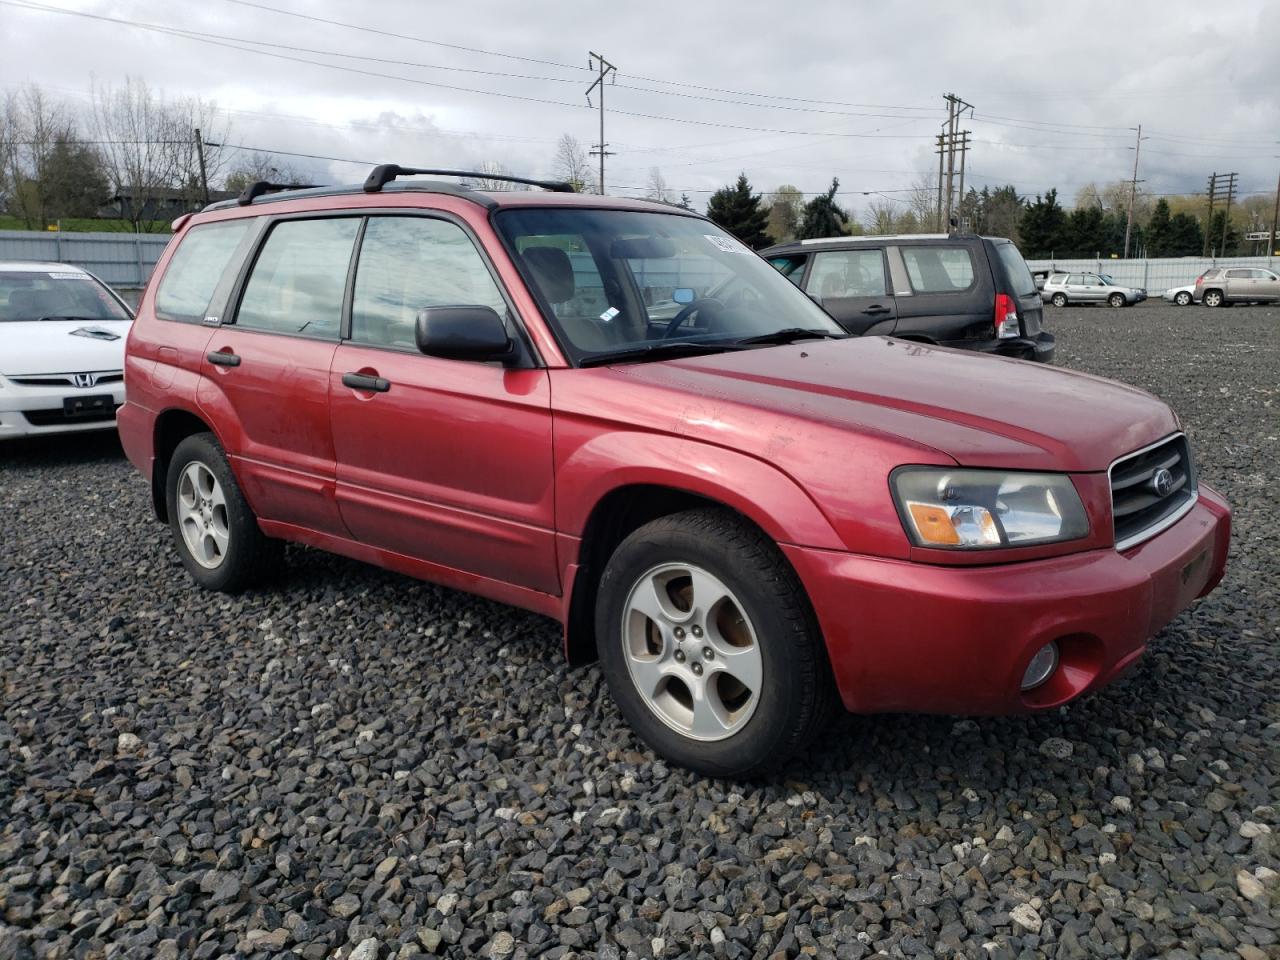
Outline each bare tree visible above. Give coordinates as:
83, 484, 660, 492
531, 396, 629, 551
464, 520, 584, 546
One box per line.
223, 151, 305, 192
463, 160, 516, 191
862, 199, 898, 235
765, 184, 804, 243
5, 86, 78, 228
0, 92, 22, 217
645, 166, 671, 204
91, 76, 228, 231
906, 171, 938, 229
551, 134, 593, 193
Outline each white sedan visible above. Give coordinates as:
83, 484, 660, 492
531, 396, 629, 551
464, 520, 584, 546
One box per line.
1162, 283, 1198, 307
0, 261, 134, 439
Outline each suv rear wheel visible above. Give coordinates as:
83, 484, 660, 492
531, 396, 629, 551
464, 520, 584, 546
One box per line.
166, 432, 283, 592
595, 508, 835, 778
1203, 289, 1224, 307
1051, 292, 1068, 307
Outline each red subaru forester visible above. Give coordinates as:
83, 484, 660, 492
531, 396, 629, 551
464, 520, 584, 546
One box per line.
119, 166, 1231, 777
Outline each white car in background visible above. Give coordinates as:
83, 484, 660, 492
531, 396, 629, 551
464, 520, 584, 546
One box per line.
1162, 282, 1198, 306
0, 262, 134, 439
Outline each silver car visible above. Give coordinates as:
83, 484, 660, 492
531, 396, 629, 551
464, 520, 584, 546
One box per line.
1162, 283, 1198, 306
1041, 271, 1147, 307
1195, 267, 1280, 307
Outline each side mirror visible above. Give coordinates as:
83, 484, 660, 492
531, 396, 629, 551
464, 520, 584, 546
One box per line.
672, 287, 695, 305
414, 306, 513, 362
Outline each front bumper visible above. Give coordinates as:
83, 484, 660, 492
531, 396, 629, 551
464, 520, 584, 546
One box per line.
784, 484, 1230, 715
0, 378, 126, 439
955, 331, 1056, 364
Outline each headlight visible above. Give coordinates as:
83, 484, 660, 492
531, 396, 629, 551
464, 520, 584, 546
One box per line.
891, 467, 1089, 549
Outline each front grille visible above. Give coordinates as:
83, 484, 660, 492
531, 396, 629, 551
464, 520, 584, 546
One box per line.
9, 371, 123, 387
22, 405, 121, 427
1109, 434, 1196, 550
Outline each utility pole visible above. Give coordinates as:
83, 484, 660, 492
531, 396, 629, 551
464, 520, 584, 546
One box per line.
1220, 171, 1238, 255
935, 132, 945, 232
956, 130, 971, 229
194, 128, 210, 206
1204, 173, 1218, 257
1123, 124, 1146, 259
941, 93, 973, 232
586, 52, 616, 196
1269, 163, 1280, 257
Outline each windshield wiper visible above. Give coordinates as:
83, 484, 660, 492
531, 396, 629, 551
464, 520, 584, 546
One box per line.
579, 339, 744, 368
733, 328, 842, 346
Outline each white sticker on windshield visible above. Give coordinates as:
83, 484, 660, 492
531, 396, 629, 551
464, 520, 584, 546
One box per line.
704, 235, 747, 254
599, 306, 620, 323
48, 272, 84, 279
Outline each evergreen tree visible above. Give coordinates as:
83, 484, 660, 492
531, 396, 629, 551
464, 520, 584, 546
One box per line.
1145, 199, 1173, 256
1017, 189, 1067, 258
677, 193, 693, 211
705, 173, 771, 249
1167, 212, 1204, 257
1207, 209, 1243, 256
797, 178, 850, 240
1064, 206, 1106, 257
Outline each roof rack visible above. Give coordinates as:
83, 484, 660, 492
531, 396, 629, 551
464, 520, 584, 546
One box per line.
362, 164, 574, 194
238, 180, 323, 206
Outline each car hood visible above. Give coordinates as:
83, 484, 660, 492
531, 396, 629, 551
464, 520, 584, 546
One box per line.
0, 319, 131, 376
606, 337, 1178, 473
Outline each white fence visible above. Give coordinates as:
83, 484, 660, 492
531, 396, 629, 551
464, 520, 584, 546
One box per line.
1024, 256, 1278, 296
0, 230, 170, 290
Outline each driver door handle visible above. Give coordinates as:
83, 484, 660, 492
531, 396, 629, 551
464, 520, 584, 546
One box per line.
862, 304, 891, 314
342, 372, 391, 393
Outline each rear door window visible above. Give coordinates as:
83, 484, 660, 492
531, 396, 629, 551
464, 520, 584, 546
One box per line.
901, 247, 975, 293
155, 220, 253, 321
808, 249, 887, 298
235, 218, 359, 338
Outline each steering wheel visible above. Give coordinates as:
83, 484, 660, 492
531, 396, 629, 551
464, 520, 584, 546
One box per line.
663, 298, 725, 339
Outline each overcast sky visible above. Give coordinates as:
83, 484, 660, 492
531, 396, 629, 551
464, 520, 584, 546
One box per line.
3, 0, 1278, 215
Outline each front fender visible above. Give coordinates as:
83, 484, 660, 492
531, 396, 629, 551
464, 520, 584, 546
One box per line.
554, 429, 847, 550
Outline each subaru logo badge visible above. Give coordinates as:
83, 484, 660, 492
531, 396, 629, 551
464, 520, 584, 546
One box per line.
73, 373, 97, 388
1151, 468, 1174, 497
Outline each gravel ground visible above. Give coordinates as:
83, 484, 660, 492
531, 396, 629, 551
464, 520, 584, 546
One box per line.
1, 303, 1277, 960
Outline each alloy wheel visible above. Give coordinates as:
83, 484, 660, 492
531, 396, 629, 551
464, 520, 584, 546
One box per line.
176, 461, 230, 569
621, 562, 763, 741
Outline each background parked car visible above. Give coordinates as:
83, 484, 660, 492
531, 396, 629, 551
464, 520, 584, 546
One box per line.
1194, 267, 1280, 307
1162, 282, 1198, 306
0, 261, 133, 439
762, 234, 1054, 362
1041, 271, 1146, 307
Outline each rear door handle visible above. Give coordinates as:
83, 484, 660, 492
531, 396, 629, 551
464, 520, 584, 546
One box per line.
862, 304, 891, 314
207, 350, 241, 367
342, 372, 391, 393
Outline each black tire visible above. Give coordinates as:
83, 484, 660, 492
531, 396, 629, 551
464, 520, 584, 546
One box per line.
165, 432, 283, 592
1108, 292, 1126, 308
595, 508, 837, 778
1051, 293, 1067, 307
1174, 291, 1191, 306
1203, 289, 1223, 307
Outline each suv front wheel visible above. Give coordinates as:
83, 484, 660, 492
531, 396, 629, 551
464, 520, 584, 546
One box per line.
165, 432, 283, 592
595, 508, 836, 778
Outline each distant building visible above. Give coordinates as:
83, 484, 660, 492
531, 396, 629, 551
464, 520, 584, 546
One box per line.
99, 187, 235, 221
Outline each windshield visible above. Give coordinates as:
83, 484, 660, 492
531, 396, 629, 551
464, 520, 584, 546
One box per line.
0, 271, 132, 323
495, 208, 843, 365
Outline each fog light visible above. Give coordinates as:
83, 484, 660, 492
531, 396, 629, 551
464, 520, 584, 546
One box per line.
1021, 641, 1059, 691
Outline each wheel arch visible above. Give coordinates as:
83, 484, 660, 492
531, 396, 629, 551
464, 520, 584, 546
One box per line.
150, 407, 220, 522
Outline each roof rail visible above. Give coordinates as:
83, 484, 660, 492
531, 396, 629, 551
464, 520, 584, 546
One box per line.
362, 164, 574, 194
238, 180, 323, 206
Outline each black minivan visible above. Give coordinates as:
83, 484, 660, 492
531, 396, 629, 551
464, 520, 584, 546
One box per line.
761, 234, 1054, 363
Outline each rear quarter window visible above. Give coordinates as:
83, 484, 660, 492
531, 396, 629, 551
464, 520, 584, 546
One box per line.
994, 242, 1037, 297
901, 246, 976, 293
155, 220, 253, 322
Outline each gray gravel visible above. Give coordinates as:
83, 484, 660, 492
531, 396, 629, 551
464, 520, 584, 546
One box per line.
2, 302, 1277, 960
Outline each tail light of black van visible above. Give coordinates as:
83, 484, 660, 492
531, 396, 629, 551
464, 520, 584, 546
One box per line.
994, 293, 1020, 339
